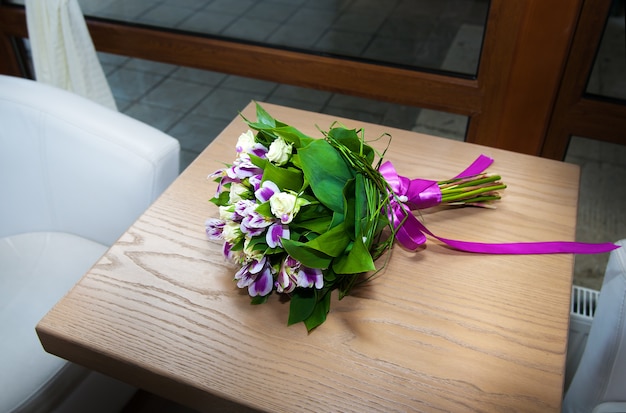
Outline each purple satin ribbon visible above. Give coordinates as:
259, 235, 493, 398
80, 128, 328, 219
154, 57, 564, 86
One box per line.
380, 155, 619, 255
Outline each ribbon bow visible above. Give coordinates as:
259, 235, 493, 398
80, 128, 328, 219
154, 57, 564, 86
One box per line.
380, 155, 619, 255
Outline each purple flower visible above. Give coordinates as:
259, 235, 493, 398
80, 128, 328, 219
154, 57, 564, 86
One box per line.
276, 256, 298, 293
248, 174, 263, 192
266, 223, 289, 249
255, 180, 280, 203
223, 242, 233, 259
275, 256, 323, 293
248, 266, 273, 296
223, 242, 243, 263
296, 265, 323, 289
209, 168, 237, 196
250, 144, 268, 158
233, 200, 257, 222
205, 218, 225, 239
209, 168, 225, 179
235, 257, 273, 297
241, 210, 273, 236
228, 155, 263, 179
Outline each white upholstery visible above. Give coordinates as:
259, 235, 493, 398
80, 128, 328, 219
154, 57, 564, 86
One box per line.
0, 75, 179, 245
0, 75, 180, 412
563, 239, 626, 413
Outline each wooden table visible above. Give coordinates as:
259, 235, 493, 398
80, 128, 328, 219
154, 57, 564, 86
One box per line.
37, 103, 579, 412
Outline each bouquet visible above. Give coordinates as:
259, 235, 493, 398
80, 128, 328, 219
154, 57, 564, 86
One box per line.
205, 103, 507, 331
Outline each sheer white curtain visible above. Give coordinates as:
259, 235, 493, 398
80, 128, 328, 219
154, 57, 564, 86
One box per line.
25, 0, 117, 111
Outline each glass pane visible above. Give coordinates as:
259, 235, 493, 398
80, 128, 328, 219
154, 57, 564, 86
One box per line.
7, 0, 489, 76
93, 53, 468, 170
565, 136, 626, 289
586, 0, 626, 101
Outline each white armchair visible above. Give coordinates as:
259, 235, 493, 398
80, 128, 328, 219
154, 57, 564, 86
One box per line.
563, 239, 626, 413
0, 75, 180, 412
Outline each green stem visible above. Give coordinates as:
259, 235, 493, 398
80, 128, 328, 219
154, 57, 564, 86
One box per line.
440, 184, 507, 202
439, 174, 502, 188
443, 195, 502, 205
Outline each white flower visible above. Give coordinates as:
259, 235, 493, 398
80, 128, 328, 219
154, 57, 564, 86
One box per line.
266, 137, 292, 166
222, 221, 243, 244
243, 238, 264, 262
270, 192, 300, 224
236, 130, 256, 155
219, 205, 235, 221
228, 183, 249, 204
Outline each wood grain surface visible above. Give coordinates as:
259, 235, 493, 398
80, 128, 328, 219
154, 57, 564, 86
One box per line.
37, 103, 579, 412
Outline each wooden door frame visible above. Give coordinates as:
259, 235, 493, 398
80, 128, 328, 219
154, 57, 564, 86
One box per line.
542, 0, 626, 159
0, 0, 591, 158
468, 0, 584, 155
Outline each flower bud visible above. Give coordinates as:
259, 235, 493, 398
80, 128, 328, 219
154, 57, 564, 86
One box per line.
269, 192, 300, 224
267, 137, 292, 166
236, 130, 256, 155
228, 183, 250, 204
243, 238, 264, 262
219, 205, 235, 221
222, 221, 243, 244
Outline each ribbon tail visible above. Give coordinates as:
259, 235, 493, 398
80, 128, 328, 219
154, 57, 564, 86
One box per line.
435, 237, 620, 255
455, 154, 494, 178
410, 217, 619, 255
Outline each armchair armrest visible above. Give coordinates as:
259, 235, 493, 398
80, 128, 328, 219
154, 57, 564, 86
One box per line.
0, 75, 180, 246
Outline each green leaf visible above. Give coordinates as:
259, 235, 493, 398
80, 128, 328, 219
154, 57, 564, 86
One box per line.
230, 238, 244, 252
323, 268, 337, 284
340, 174, 368, 241
291, 216, 332, 233
290, 153, 302, 170
241, 103, 315, 148
298, 139, 354, 213
209, 190, 230, 207
330, 212, 345, 229
251, 295, 269, 305
337, 274, 361, 300
255, 201, 273, 218
248, 153, 268, 169
255, 102, 276, 127
288, 289, 316, 325
273, 126, 315, 148
246, 235, 268, 251
303, 291, 332, 332
305, 221, 350, 257
332, 235, 376, 274
250, 154, 305, 193
261, 161, 304, 192
293, 203, 332, 223
354, 174, 368, 228
282, 239, 332, 269
342, 178, 356, 237
327, 127, 375, 165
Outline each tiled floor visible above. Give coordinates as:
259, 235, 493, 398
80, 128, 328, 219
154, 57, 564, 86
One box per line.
102, 53, 422, 170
